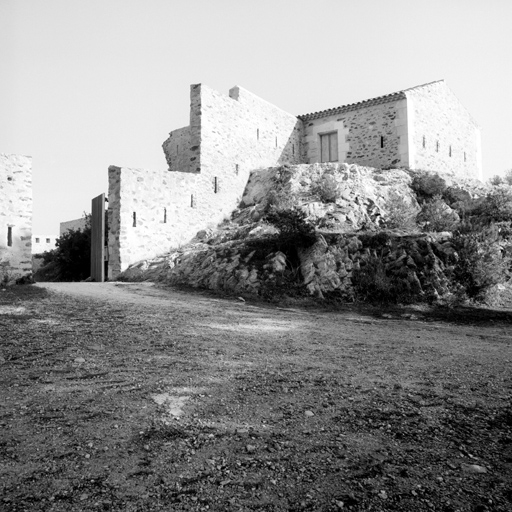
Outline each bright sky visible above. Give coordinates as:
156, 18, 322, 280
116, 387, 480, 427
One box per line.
1, 0, 511, 234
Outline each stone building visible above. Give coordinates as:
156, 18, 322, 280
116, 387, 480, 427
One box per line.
31, 235, 58, 254
60, 216, 88, 235
107, 80, 482, 278
0, 154, 33, 281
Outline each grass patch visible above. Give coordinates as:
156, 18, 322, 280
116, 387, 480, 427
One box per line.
0, 284, 49, 305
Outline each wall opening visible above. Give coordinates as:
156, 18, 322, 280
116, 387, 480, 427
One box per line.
7, 226, 12, 247
422, 135, 426, 149
380, 136, 384, 148
191, 194, 196, 208
164, 208, 167, 223
257, 128, 259, 141
436, 140, 439, 153
133, 212, 136, 227
449, 145, 452, 157
214, 177, 218, 193
35, 237, 40, 243
275, 136, 278, 148
235, 164, 239, 175
464, 152, 467, 162
320, 132, 338, 163
292, 144, 295, 155
46, 238, 50, 243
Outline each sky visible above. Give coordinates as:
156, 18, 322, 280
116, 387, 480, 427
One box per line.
1, 0, 511, 234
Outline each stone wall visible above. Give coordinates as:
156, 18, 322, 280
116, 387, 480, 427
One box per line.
60, 217, 87, 235
0, 154, 32, 281
302, 99, 409, 169
405, 81, 482, 179
109, 84, 303, 278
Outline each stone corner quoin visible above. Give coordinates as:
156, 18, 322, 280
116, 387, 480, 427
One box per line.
106, 80, 482, 279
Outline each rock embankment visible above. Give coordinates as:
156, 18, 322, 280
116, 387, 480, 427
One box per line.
120, 230, 455, 302
117, 162, 504, 302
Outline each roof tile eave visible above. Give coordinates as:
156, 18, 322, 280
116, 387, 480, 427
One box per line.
298, 91, 407, 121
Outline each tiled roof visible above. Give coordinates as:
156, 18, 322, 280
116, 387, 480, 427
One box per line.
298, 80, 444, 121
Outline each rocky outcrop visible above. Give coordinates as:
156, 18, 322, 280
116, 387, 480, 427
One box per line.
118, 163, 495, 301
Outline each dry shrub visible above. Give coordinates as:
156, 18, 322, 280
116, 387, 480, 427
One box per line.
417, 195, 460, 232
314, 174, 341, 203
352, 256, 422, 304
450, 221, 511, 301
382, 193, 418, 231
411, 171, 448, 202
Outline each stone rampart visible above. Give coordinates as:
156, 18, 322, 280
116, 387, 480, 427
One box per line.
0, 154, 32, 281
109, 84, 304, 278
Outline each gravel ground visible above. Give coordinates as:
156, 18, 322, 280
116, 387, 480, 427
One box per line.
1, 282, 511, 511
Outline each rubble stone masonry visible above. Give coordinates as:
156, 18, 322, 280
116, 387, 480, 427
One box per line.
109, 84, 303, 277
0, 154, 32, 280
405, 81, 482, 179
302, 99, 409, 169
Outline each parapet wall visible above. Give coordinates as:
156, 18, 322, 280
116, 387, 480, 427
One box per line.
110, 84, 304, 278
406, 81, 482, 179
0, 154, 32, 280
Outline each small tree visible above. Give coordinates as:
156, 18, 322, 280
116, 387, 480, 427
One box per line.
36, 215, 92, 281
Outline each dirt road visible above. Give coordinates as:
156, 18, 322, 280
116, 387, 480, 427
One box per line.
1, 282, 512, 511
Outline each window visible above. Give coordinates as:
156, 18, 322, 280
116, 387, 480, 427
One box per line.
449, 145, 452, 157
214, 177, 218, 193
7, 227, 12, 247
46, 238, 51, 243
464, 152, 467, 162
132, 212, 136, 227
380, 136, 384, 148
422, 135, 426, 149
35, 237, 40, 243
436, 140, 439, 153
320, 132, 338, 163
163, 208, 167, 223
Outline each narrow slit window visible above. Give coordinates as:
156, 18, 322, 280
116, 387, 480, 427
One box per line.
292, 144, 295, 155
7, 226, 12, 247
163, 208, 167, 223
422, 135, 426, 149
436, 141, 439, 152
257, 128, 259, 141
275, 136, 278, 148
380, 136, 384, 148
449, 145, 452, 157
464, 152, 467, 162
235, 164, 239, 175
133, 212, 136, 227
191, 194, 195, 208
214, 177, 218, 193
